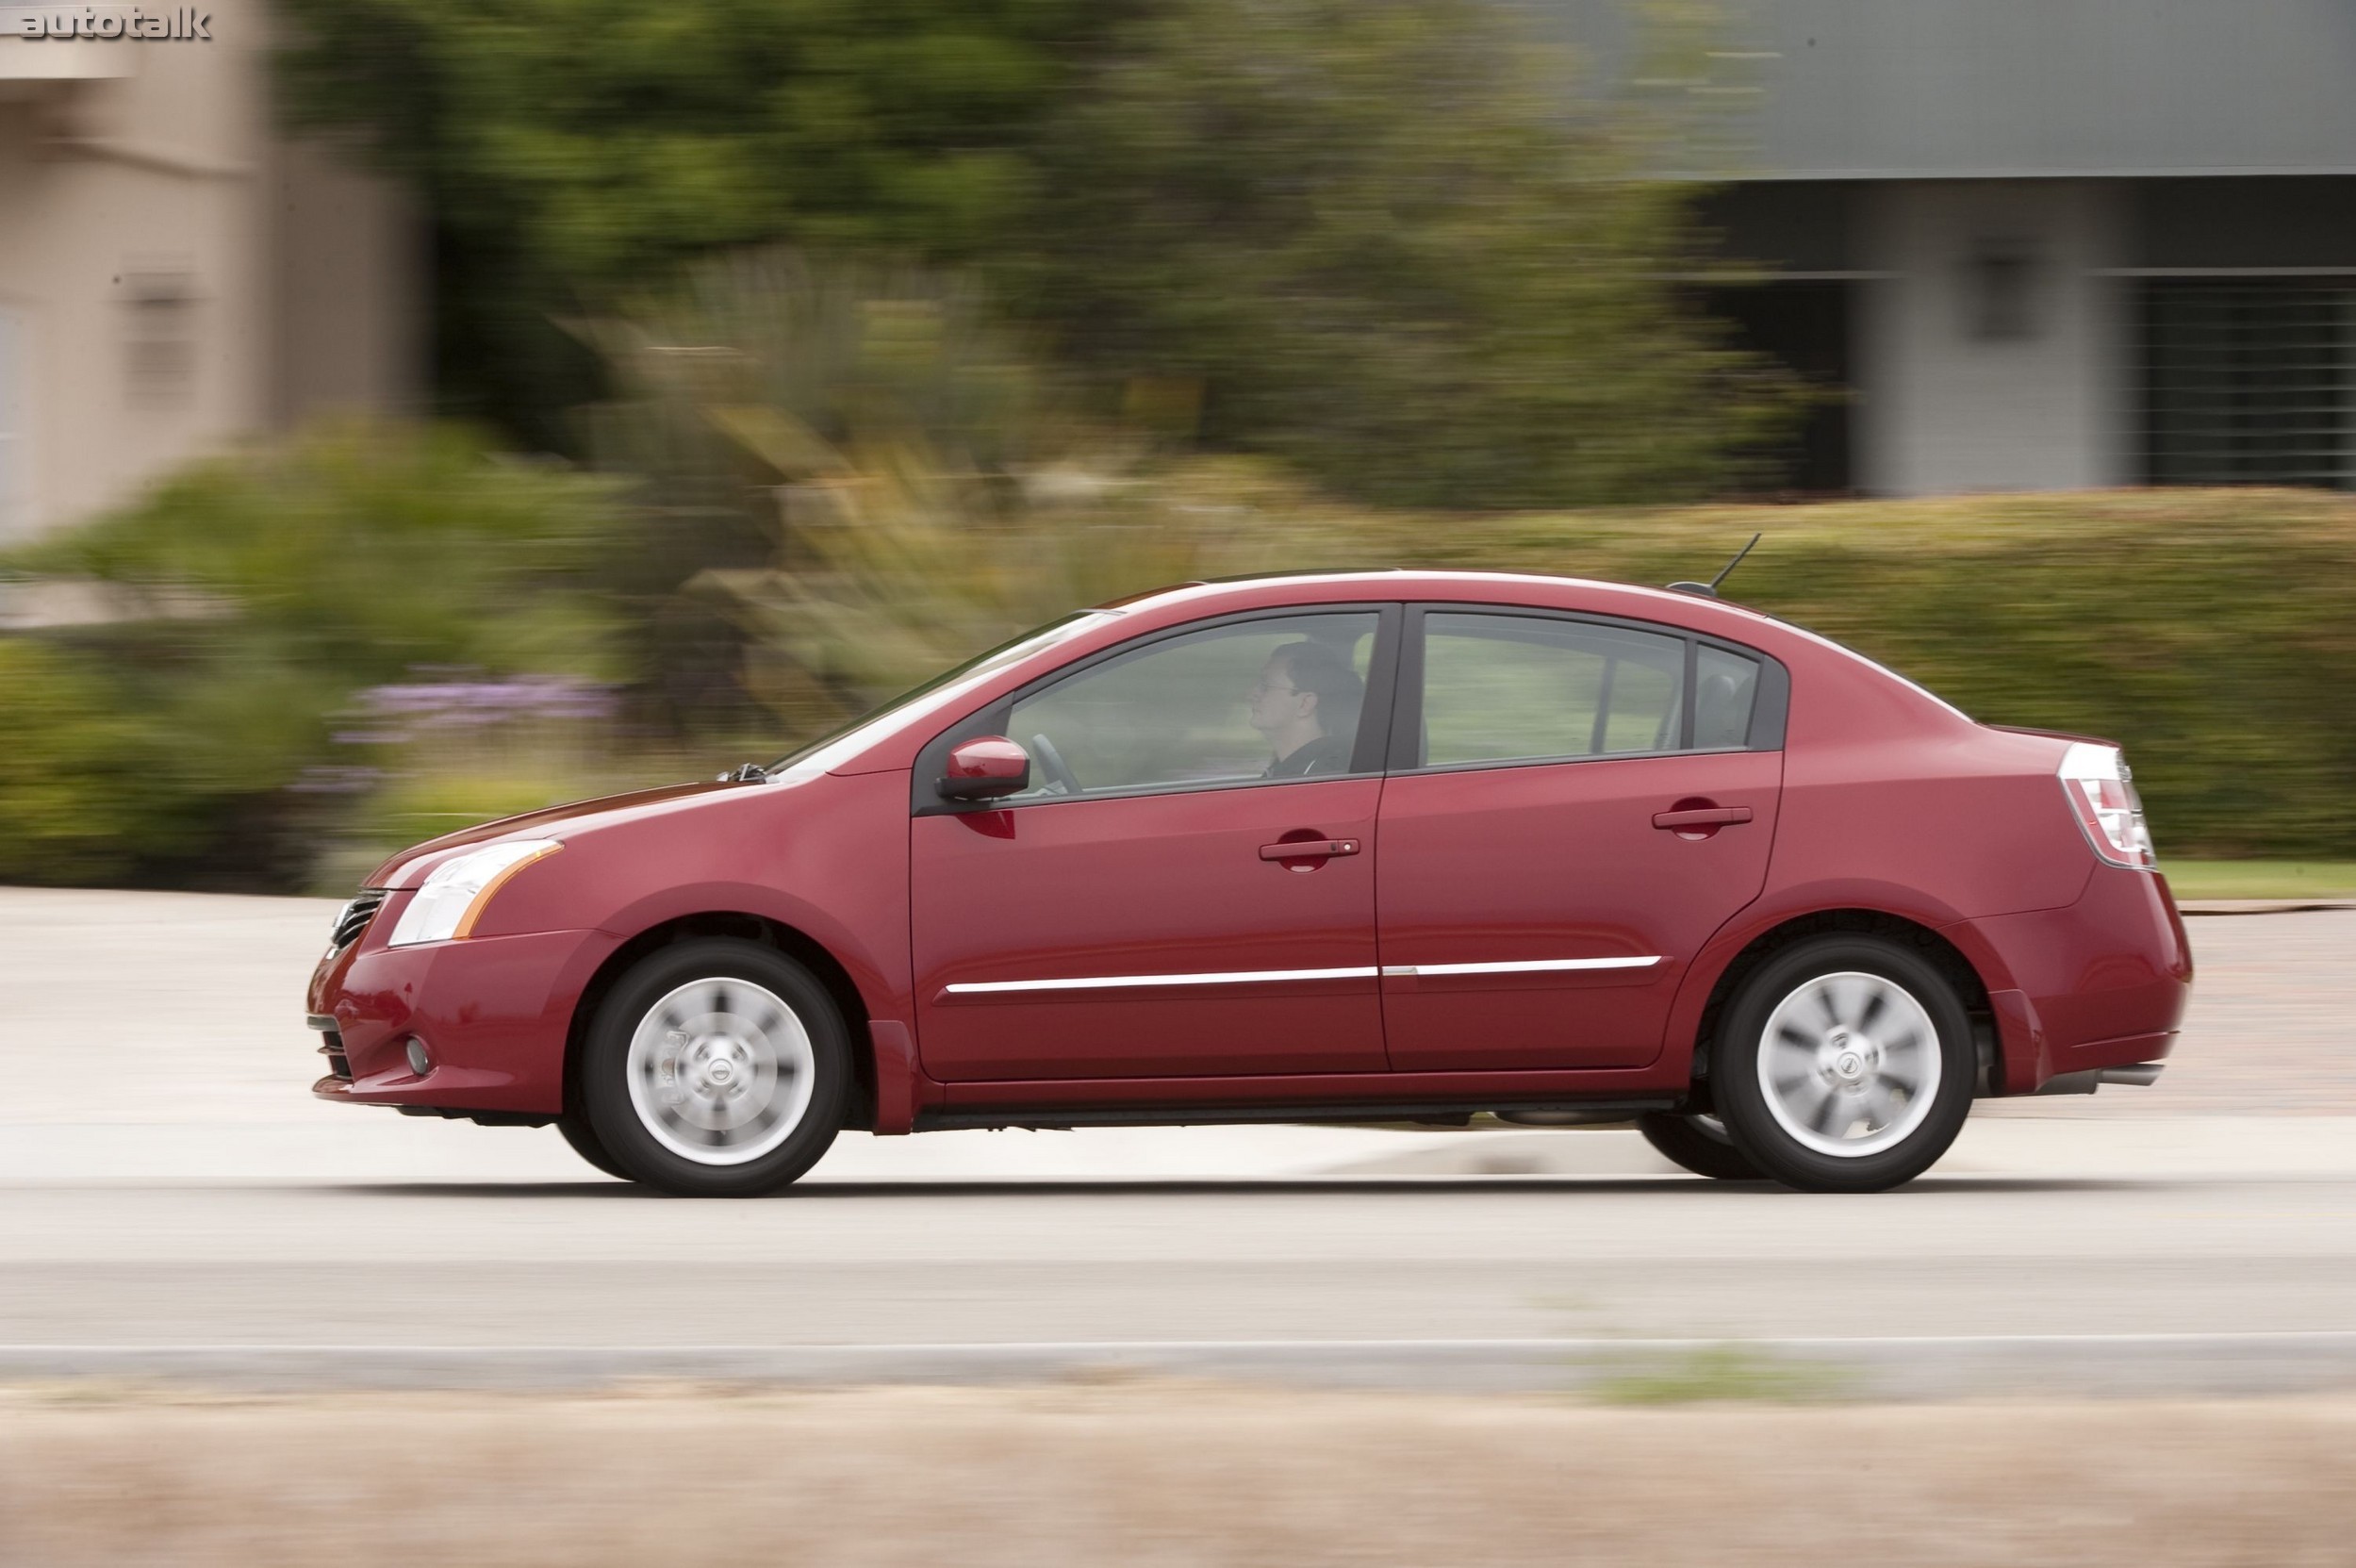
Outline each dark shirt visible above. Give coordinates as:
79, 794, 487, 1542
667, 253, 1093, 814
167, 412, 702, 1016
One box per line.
1262, 732, 1354, 779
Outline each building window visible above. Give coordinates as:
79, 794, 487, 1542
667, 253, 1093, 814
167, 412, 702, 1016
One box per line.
122, 270, 199, 409
2143, 280, 2355, 490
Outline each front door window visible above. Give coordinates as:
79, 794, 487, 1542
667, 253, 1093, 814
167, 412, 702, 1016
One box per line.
1004, 613, 1381, 798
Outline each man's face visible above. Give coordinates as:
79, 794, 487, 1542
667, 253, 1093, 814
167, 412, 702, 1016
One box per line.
1246, 656, 1314, 738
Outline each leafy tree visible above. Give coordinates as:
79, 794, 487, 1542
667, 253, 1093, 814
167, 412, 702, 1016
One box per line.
279, 0, 1787, 504
1006, 0, 1792, 506
274, 0, 1106, 443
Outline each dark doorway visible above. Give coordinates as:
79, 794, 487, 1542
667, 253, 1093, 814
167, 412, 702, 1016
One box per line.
1705, 280, 1855, 497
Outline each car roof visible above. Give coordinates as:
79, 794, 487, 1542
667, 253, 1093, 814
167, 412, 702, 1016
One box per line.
1096, 569, 1791, 636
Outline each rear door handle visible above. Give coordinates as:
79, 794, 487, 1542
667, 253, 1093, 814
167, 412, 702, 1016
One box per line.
1260, 838, 1361, 860
1652, 806, 1753, 830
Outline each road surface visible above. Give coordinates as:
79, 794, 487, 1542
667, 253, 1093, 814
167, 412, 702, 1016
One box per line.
2, 889, 2351, 1393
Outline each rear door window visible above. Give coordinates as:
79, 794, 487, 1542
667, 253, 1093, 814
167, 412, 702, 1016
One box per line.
1409, 610, 1771, 768
1417, 613, 1687, 767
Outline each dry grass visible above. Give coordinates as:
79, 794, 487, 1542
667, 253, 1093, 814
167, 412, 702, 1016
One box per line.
4, 1382, 2355, 1566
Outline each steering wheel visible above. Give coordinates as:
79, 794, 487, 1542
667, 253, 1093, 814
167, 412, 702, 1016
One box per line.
1028, 733, 1082, 796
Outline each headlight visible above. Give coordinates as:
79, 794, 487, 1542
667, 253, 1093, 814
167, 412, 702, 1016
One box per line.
387, 839, 563, 947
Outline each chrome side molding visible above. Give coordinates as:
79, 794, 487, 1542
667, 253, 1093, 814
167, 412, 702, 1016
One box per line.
945, 955, 1663, 996
1381, 957, 1661, 977
945, 966, 1378, 996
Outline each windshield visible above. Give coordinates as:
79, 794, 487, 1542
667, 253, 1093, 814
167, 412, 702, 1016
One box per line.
766, 611, 1121, 774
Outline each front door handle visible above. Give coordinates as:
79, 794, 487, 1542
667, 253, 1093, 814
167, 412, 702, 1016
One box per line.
1652, 806, 1753, 830
1260, 838, 1361, 861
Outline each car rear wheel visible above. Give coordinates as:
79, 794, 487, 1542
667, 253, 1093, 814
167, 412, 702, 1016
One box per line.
1636, 1111, 1764, 1180
581, 938, 848, 1197
1712, 935, 1975, 1193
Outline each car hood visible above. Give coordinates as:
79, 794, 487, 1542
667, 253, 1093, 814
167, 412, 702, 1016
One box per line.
366, 780, 748, 888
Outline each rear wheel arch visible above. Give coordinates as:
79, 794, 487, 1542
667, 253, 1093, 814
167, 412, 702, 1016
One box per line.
1686, 909, 1997, 1100
565, 912, 878, 1131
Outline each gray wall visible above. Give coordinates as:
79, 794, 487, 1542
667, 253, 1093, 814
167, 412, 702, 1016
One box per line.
1542, 0, 2356, 179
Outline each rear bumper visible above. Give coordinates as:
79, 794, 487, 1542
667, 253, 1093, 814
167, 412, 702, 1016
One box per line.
307, 926, 618, 1114
1948, 863, 2193, 1095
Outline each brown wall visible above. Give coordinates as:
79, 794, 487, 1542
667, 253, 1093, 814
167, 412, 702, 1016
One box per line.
0, 0, 419, 537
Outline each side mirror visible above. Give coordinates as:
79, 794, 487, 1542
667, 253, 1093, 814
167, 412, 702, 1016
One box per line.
938, 735, 1031, 801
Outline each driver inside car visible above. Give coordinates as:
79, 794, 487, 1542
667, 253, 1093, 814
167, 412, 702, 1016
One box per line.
1247, 641, 1363, 779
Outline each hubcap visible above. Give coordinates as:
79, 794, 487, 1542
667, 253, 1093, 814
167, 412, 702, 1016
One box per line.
626, 978, 815, 1166
1756, 971, 1941, 1159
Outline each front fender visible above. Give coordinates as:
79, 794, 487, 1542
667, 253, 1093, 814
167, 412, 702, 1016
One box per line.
589, 879, 913, 1028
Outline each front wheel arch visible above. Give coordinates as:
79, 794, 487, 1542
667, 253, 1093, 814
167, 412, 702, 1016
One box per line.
564, 912, 877, 1133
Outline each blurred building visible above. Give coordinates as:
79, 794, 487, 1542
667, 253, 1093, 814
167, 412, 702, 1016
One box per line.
1559, 0, 2356, 497
0, 0, 418, 536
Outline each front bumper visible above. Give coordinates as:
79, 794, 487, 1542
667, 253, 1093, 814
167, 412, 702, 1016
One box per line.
307, 924, 619, 1114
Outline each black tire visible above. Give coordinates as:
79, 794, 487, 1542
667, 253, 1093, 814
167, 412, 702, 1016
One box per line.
556, 1106, 633, 1180
1637, 1111, 1766, 1180
1712, 934, 1975, 1194
581, 937, 848, 1197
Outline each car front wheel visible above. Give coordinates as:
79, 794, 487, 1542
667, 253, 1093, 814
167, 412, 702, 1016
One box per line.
1712, 935, 1975, 1193
581, 938, 848, 1197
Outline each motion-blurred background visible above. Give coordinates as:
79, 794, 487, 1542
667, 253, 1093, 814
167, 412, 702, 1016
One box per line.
2, 0, 2352, 894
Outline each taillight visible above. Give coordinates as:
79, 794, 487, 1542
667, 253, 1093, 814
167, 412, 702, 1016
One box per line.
2057, 742, 2156, 869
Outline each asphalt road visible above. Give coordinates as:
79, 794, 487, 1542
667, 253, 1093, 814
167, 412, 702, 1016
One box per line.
2, 889, 2352, 1392
7, 1169, 2355, 1349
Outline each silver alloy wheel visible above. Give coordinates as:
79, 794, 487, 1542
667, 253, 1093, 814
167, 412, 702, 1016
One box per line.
625, 978, 816, 1166
1755, 970, 1941, 1159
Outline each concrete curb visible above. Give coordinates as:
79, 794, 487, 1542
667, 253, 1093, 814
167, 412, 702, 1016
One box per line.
9, 1332, 2356, 1399
2177, 899, 2356, 916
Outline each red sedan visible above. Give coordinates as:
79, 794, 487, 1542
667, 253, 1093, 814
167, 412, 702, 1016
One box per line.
307, 572, 2190, 1194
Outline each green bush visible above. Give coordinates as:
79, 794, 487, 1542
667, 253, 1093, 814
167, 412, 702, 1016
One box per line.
607, 315, 2356, 862
585, 273, 2354, 865
1345, 486, 2356, 859
0, 422, 628, 888
0, 641, 157, 883
12, 421, 628, 685
5, 409, 2348, 887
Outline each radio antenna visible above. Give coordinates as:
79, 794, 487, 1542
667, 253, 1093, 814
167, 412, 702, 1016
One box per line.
1668, 532, 1763, 599
1710, 531, 1763, 591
